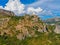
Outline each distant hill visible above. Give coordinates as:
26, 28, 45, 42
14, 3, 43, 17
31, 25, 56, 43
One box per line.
44, 17, 60, 24
44, 17, 60, 34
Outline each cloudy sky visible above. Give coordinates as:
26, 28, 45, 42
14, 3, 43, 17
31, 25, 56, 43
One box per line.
0, 0, 60, 20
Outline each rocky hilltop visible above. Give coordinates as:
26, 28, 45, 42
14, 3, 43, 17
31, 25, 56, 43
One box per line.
0, 14, 46, 40
0, 9, 60, 45
0, 9, 56, 40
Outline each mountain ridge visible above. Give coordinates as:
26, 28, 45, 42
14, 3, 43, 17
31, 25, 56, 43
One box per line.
0, 9, 15, 16
43, 17, 60, 24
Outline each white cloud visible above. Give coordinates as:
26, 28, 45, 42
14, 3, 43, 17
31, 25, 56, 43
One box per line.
0, 0, 25, 15
0, 6, 3, 9
27, 7, 43, 15
40, 10, 53, 16
0, 0, 59, 18
4, 0, 25, 15
0, 0, 43, 15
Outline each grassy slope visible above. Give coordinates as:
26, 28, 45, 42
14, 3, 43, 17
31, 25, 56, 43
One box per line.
0, 14, 60, 45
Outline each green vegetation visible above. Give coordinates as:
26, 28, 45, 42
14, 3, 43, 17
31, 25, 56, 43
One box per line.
8, 16, 24, 26
23, 32, 60, 45
47, 25, 56, 32
0, 12, 60, 45
0, 34, 21, 45
0, 32, 60, 45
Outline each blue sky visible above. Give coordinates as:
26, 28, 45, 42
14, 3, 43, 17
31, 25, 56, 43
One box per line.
0, 0, 60, 20
20, 0, 37, 4
0, 0, 8, 7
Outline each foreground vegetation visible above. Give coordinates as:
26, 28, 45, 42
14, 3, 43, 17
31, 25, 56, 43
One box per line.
0, 32, 60, 45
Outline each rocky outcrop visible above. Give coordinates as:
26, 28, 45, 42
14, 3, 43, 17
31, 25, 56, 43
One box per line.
0, 18, 10, 30
0, 9, 15, 16
54, 25, 60, 34
15, 15, 47, 40
0, 12, 55, 40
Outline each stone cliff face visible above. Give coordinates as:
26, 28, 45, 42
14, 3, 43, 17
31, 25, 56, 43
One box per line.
0, 9, 15, 16
54, 25, 60, 34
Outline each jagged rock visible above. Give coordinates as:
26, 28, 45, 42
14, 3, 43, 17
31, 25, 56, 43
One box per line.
0, 18, 10, 29
15, 15, 46, 39
0, 9, 15, 16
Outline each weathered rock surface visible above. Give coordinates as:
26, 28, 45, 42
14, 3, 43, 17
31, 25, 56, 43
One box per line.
0, 9, 15, 16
